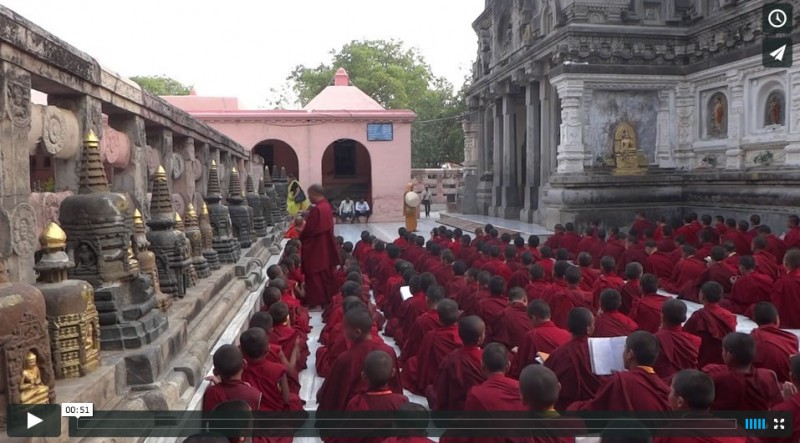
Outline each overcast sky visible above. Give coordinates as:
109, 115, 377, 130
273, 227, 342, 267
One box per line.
5, 0, 484, 109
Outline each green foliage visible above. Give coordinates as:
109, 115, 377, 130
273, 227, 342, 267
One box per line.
130, 75, 193, 96
283, 39, 465, 168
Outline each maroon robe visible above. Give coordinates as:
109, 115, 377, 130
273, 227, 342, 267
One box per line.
784, 226, 800, 250
722, 230, 751, 256
270, 324, 309, 371
646, 251, 677, 280
539, 258, 555, 282
400, 309, 441, 363
333, 390, 409, 443
653, 412, 748, 443
751, 325, 799, 383
525, 280, 553, 302
544, 337, 604, 410
510, 321, 571, 379
773, 270, 800, 328
430, 346, 486, 411
660, 257, 706, 295
267, 343, 300, 394
603, 239, 627, 264
567, 367, 670, 411
383, 438, 435, 443
591, 274, 625, 312
593, 311, 639, 338
402, 324, 462, 395
681, 263, 735, 303
579, 266, 601, 292
316, 339, 402, 411
560, 232, 582, 258
771, 392, 800, 443
676, 224, 700, 248
633, 219, 655, 240
654, 325, 701, 379
508, 270, 531, 290
703, 364, 782, 411
618, 245, 649, 275
492, 303, 532, 350
393, 292, 428, 346
242, 356, 303, 411
462, 288, 490, 317
695, 242, 716, 261
754, 250, 780, 281
619, 279, 642, 315
299, 198, 339, 307
203, 379, 262, 412
316, 323, 383, 378
631, 292, 667, 333
478, 295, 510, 341
464, 374, 526, 411
577, 236, 599, 257
766, 234, 788, 264
446, 276, 468, 300
545, 287, 593, 329
683, 303, 736, 367
724, 271, 772, 315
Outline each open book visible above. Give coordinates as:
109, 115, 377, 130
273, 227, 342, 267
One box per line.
400, 286, 413, 301
588, 336, 627, 375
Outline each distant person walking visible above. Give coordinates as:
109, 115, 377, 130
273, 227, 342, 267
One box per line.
299, 184, 339, 308
421, 187, 432, 218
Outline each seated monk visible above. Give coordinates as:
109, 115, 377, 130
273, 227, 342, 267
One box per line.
401, 286, 445, 363
751, 302, 799, 383
577, 252, 600, 292
383, 402, 436, 443
722, 255, 772, 316
510, 300, 571, 379
402, 299, 462, 395
446, 261, 469, 300
267, 276, 310, 334
544, 308, 604, 410
516, 365, 588, 443
509, 252, 533, 289
453, 268, 479, 307
462, 271, 491, 318
591, 256, 625, 312
773, 249, 800, 328
752, 236, 780, 281
320, 281, 363, 345
702, 332, 782, 411
681, 247, 736, 302
464, 343, 525, 411
317, 309, 402, 411
771, 355, 800, 443
619, 262, 643, 315
396, 273, 438, 347
694, 230, 717, 261
593, 289, 639, 338
630, 274, 667, 333
317, 297, 384, 378
524, 264, 553, 302
240, 328, 303, 413
653, 299, 701, 379
268, 302, 309, 371
260, 286, 282, 313
248, 312, 301, 394
477, 276, 509, 341
545, 266, 593, 329
683, 281, 736, 368
492, 287, 531, 351
758, 225, 787, 265
660, 245, 706, 297
385, 268, 416, 329
429, 316, 487, 411
645, 240, 678, 280
568, 331, 670, 412
538, 247, 556, 282
550, 260, 571, 292
385, 273, 422, 341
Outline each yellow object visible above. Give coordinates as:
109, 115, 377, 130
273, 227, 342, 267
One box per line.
156, 165, 167, 179
201, 202, 209, 215
84, 129, 99, 147
40, 222, 67, 250
20, 351, 49, 404
404, 182, 417, 232
286, 180, 310, 216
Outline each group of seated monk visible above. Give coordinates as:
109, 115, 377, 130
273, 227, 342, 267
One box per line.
191, 212, 800, 443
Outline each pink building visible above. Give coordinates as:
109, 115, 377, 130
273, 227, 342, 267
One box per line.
165, 68, 416, 222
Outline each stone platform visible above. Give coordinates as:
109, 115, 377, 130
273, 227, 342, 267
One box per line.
439, 212, 552, 239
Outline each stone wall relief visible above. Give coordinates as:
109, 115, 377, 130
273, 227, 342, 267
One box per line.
171, 153, 185, 180
703, 91, 728, 139
764, 90, 785, 127
5, 71, 31, 127
100, 115, 132, 169
11, 203, 37, 258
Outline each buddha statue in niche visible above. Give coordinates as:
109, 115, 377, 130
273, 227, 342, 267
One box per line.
20, 351, 49, 404
612, 122, 647, 175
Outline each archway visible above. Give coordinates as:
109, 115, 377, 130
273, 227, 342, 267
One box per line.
321, 139, 372, 210
253, 139, 299, 179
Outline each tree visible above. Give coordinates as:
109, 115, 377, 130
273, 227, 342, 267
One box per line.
283, 39, 465, 168
130, 75, 193, 96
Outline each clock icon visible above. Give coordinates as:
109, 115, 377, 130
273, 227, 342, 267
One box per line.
764, 4, 793, 34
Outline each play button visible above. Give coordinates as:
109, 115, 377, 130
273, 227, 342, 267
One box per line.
27, 412, 43, 429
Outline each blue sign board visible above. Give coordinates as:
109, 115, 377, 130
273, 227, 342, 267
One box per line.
367, 123, 393, 141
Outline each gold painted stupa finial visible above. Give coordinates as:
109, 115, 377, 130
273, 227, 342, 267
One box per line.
201, 202, 209, 215
211, 160, 217, 168
40, 221, 67, 250
84, 129, 99, 148
133, 208, 144, 227
174, 212, 182, 223
187, 204, 197, 217
156, 165, 166, 180
232, 166, 238, 173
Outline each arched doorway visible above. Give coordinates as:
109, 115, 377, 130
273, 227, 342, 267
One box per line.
253, 139, 299, 179
321, 139, 372, 209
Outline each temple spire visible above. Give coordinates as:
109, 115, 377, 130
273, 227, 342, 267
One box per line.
78, 130, 110, 194
245, 175, 256, 194
148, 165, 175, 227
206, 159, 222, 200
185, 204, 199, 229
228, 166, 243, 203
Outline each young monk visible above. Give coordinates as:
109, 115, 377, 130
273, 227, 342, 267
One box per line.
752, 236, 780, 281
682, 247, 736, 302
751, 302, 799, 383
320, 281, 363, 345
383, 403, 436, 443
316, 297, 383, 378
403, 299, 462, 395
267, 276, 310, 334
544, 308, 603, 410
513, 365, 586, 443
724, 255, 772, 316
630, 273, 666, 333
683, 281, 736, 367
702, 332, 782, 411
509, 252, 532, 289
525, 264, 552, 301
429, 316, 487, 411
446, 261, 469, 300
317, 309, 402, 411
203, 345, 263, 413
593, 289, 639, 338
591, 256, 625, 312
385, 273, 421, 340
577, 252, 600, 292
477, 276, 509, 341
653, 299, 701, 379
619, 262, 643, 315
546, 266, 593, 329
344, 350, 408, 412
492, 287, 531, 351
239, 327, 302, 415
645, 240, 678, 280
464, 343, 525, 411
268, 302, 309, 371
401, 286, 445, 363
773, 249, 800, 328
462, 271, 491, 317
511, 300, 571, 379
568, 331, 670, 411
771, 355, 800, 443
396, 273, 437, 346
660, 245, 706, 295
248, 312, 300, 394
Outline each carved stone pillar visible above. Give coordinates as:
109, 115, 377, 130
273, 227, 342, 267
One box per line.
0, 62, 36, 284
539, 81, 554, 182
172, 137, 195, 217
147, 128, 174, 195
47, 94, 103, 193
784, 71, 800, 165
109, 114, 148, 211
521, 81, 540, 222
725, 75, 745, 169
674, 82, 697, 169
491, 98, 503, 215
500, 93, 519, 218
552, 76, 586, 173
656, 90, 676, 168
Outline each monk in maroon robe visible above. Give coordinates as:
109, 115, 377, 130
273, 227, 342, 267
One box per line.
645, 241, 677, 280
269, 302, 309, 371
240, 328, 302, 415
400, 287, 444, 363
320, 282, 363, 345
593, 289, 639, 338
603, 233, 627, 265
513, 365, 588, 443
300, 185, 340, 308
660, 245, 707, 296
773, 249, 800, 328
752, 237, 780, 281
429, 316, 487, 411
511, 300, 571, 379
462, 272, 491, 317
751, 302, 799, 383
492, 288, 531, 351
446, 262, 469, 299
544, 225, 565, 251
783, 215, 800, 250
464, 343, 525, 411
559, 223, 582, 259
619, 262, 644, 315
248, 312, 301, 395
683, 282, 736, 368
544, 308, 604, 410
569, 331, 670, 411
525, 264, 553, 301
722, 256, 772, 316
771, 355, 800, 443
402, 300, 462, 395
617, 235, 649, 276
317, 309, 402, 411
203, 345, 264, 413
703, 332, 782, 411
477, 276, 509, 341
591, 257, 625, 312
546, 266, 593, 329
629, 274, 666, 333
509, 253, 533, 289
681, 247, 735, 303
654, 299, 701, 379
576, 252, 600, 292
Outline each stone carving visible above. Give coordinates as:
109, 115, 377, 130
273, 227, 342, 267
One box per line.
677, 107, 694, 145
765, 91, 785, 127
171, 193, 186, 219
11, 203, 37, 258
172, 153, 185, 179
612, 122, 647, 175
20, 352, 49, 404
246, 175, 267, 238
192, 158, 203, 182
42, 105, 80, 158
184, 204, 210, 279
199, 202, 221, 271
174, 213, 199, 287
5, 71, 31, 127
226, 167, 254, 249
100, 117, 131, 168
706, 92, 728, 139
133, 208, 170, 312
29, 192, 73, 250
146, 145, 160, 178
273, 166, 289, 219
259, 176, 276, 227
204, 160, 240, 264
35, 222, 101, 379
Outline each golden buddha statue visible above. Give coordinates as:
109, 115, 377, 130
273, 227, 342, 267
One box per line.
612, 122, 647, 176
20, 351, 50, 404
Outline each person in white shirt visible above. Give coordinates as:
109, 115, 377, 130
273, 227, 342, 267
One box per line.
421, 187, 432, 218
355, 198, 371, 223
339, 197, 355, 223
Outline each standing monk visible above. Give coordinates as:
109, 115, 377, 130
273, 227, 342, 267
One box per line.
300, 184, 339, 308
403, 183, 419, 233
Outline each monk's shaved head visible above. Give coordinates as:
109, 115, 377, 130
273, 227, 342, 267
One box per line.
671, 369, 715, 410
722, 332, 755, 366
437, 299, 460, 326
508, 287, 526, 303
661, 299, 687, 326
363, 350, 394, 389
342, 281, 362, 298
625, 262, 643, 280
459, 316, 485, 346
262, 287, 282, 306
395, 402, 429, 433
519, 365, 560, 411
269, 277, 287, 291
343, 296, 366, 313
527, 299, 551, 320
482, 342, 509, 374
529, 264, 545, 280
600, 289, 622, 312
700, 281, 723, 303
568, 308, 594, 336
345, 308, 373, 336
600, 256, 616, 273
269, 302, 289, 324
785, 249, 800, 270
640, 274, 658, 293
553, 261, 571, 279
626, 331, 660, 366
239, 327, 269, 359
565, 266, 582, 285
426, 285, 445, 304
753, 302, 779, 326
249, 311, 273, 332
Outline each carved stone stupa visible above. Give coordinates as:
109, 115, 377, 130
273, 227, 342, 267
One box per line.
273, 165, 289, 218
258, 176, 275, 228
199, 202, 221, 270
175, 212, 199, 287
133, 209, 171, 312
245, 175, 267, 238
263, 166, 282, 225
60, 130, 167, 350
204, 161, 240, 263
34, 222, 100, 379
185, 204, 211, 279
226, 167, 255, 249
146, 166, 194, 298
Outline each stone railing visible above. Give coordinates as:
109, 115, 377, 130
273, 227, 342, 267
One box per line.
410, 168, 465, 208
